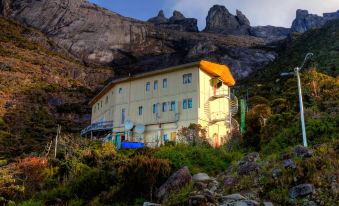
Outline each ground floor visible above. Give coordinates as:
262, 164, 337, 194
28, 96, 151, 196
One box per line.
108, 119, 231, 148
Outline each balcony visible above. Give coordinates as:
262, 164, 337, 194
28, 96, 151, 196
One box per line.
81, 121, 114, 137
209, 88, 229, 100
209, 112, 228, 124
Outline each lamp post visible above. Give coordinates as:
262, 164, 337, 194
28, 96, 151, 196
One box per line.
280, 53, 314, 147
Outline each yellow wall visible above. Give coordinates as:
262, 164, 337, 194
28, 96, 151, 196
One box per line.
90, 65, 232, 147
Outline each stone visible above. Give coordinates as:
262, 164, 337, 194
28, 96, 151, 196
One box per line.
222, 193, 246, 201
272, 168, 282, 179
193, 173, 211, 182
293, 145, 313, 158
283, 159, 296, 169
224, 175, 237, 187
169, 10, 185, 22
263, 201, 274, 206
143, 202, 160, 206
188, 194, 207, 206
156, 166, 192, 201
238, 162, 260, 175
288, 184, 315, 198
239, 152, 260, 165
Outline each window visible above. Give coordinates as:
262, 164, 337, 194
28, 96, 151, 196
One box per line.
97, 103, 100, 110
183, 98, 193, 109
105, 96, 108, 104
163, 78, 168, 88
146, 82, 150, 91
101, 101, 103, 108
121, 108, 126, 124
163, 134, 169, 142
170, 101, 176, 111
183, 73, 192, 84
138, 106, 143, 116
153, 103, 159, 114
162, 102, 167, 112
183, 99, 187, 109
154, 80, 158, 90
118, 87, 123, 94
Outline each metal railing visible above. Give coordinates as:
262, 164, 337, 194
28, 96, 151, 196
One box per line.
81, 121, 114, 136
209, 89, 229, 100
209, 112, 228, 123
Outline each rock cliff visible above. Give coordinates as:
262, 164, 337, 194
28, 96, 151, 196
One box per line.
0, 0, 278, 80
148, 10, 198, 32
291, 9, 339, 32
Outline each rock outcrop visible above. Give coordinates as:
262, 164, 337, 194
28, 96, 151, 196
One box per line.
204, 5, 250, 35
1, 0, 277, 80
148, 10, 198, 32
250, 26, 290, 42
291, 9, 339, 33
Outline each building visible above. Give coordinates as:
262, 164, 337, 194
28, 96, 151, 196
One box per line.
82, 60, 236, 147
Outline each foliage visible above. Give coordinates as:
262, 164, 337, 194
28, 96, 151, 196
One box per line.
177, 124, 208, 145
115, 156, 171, 201
15, 157, 49, 195
56, 103, 82, 114
154, 144, 233, 175
162, 182, 194, 206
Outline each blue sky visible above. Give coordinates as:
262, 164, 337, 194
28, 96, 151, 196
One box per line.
89, 0, 339, 30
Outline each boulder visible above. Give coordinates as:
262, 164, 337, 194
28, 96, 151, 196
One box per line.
293, 145, 313, 158
283, 159, 296, 169
263, 202, 274, 206
156, 166, 192, 201
188, 194, 207, 206
222, 193, 246, 201
192, 173, 211, 182
224, 175, 237, 187
272, 168, 282, 179
288, 184, 315, 198
238, 162, 260, 175
143, 202, 160, 206
239, 152, 260, 165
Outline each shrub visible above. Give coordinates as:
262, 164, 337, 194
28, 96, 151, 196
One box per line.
154, 144, 230, 175
15, 157, 48, 194
56, 103, 81, 114
116, 156, 171, 201
69, 168, 116, 200
176, 124, 208, 145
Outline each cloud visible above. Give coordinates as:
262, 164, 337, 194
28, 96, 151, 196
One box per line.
170, 0, 339, 29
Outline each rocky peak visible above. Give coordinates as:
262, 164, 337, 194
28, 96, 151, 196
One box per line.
148, 10, 168, 24
236, 10, 250, 26
291, 9, 339, 33
204, 5, 250, 35
148, 9, 198, 32
169, 10, 185, 22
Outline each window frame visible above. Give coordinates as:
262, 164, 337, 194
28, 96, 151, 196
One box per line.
183, 73, 192, 85
121, 108, 126, 124
170, 101, 176, 112
183, 99, 188, 109
163, 78, 168, 88
188, 98, 193, 109
118, 87, 123, 94
153, 103, 159, 114
154, 80, 158, 90
138, 106, 143, 116
162, 102, 167, 112
146, 82, 150, 92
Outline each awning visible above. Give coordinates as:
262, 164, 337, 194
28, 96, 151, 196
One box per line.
199, 60, 236, 86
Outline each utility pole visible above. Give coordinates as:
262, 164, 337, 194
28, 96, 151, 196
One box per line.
280, 53, 313, 147
54, 125, 61, 158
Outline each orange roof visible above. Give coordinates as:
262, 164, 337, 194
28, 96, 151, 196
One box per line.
199, 60, 236, 87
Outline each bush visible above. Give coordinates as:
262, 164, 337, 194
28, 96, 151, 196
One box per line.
154, 144, 230, 175
69, 168, 116, 200
56, 103, 81, 114
115, 156, 171, 200
176, 124, 208, 145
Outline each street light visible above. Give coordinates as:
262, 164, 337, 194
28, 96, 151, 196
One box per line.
280, 53, 314, 147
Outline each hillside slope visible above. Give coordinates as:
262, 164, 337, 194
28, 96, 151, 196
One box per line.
0, 17, 113, 157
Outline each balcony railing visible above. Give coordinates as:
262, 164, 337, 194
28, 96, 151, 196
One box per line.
209, 112, 228, 124
209, 88, 229, 100
81, 121, 114, 136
